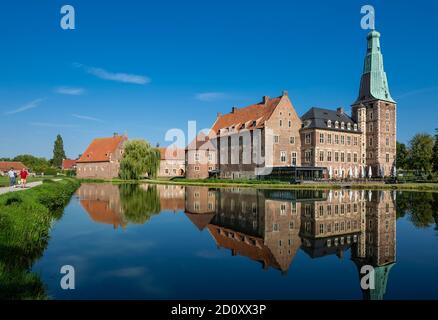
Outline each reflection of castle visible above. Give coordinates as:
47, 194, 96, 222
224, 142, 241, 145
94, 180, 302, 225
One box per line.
76, 183, 126, 229
184, 186, 396, 299
77, 183, 186, 228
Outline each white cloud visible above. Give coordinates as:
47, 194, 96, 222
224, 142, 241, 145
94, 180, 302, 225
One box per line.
75, 63, 150, 85
72, 114, 104, 122
30, 122, 77, 128
5, 98, 44, 115
195, 92, 226, 102
56, 87, 85, 95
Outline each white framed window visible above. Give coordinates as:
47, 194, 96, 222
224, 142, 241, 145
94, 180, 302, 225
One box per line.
340, 135, 345, 144
194, 166, 200, 171
274, 135, 279, 143
280, 151, 286, 163
341, 122, 345, 129
335, 121, 339, 128
327, 134, 332, 144
194, 152, 200, 161
290, 136, 295, 144
327, 120, 332, 128
305, 150, 312, 162
291, 152, 297, 166
319, 150, 324, 162
327, 151, 332, 162
347, 123, 351, 130
319, 133, 324, 144
305, 133, 311, 144
354, 124, 358, 131
335, 135, 339, 144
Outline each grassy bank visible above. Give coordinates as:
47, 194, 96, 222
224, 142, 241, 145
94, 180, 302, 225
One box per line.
0, 179, 80, 299
78, 177, 438, 192
0, 176, 53, 188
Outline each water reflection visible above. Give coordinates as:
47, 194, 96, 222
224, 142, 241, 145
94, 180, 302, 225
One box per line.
75, 184, 438, 300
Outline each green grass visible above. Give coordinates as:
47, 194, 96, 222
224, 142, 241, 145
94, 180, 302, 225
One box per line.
0, 178, 80, 299
0, 176, 57, 188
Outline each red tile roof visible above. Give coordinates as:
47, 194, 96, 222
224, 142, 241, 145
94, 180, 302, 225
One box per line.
0, 161, 27, 172
78, 135, 126, 163
62, 159, 77, 169
159, 147, 185, 160
211, 96, 283, 133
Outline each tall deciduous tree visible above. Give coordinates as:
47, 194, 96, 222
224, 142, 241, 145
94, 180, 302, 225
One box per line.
396, 142, 409, 170
119, 139, 160, 180
52, 134, 67, 168
409, 133, 434, 173
432, 129, 438, 174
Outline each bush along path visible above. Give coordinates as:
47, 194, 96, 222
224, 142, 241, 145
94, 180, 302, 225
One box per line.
0, 179, 80, 299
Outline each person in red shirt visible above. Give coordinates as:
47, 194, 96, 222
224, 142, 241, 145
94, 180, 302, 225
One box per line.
19, 168, 28, 188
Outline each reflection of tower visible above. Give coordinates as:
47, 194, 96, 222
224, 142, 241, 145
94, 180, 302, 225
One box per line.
352, 191, 396, 300
184, 186, 217, 231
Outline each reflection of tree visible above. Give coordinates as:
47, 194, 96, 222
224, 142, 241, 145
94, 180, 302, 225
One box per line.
396, 192, 437, 228
119, 184, 161, 224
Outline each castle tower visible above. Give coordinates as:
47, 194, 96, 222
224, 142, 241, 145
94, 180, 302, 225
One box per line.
352, 30, 396, 177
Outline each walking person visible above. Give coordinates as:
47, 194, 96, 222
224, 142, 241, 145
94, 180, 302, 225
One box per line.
19, 167, 28, 188
8, 167, 16, 188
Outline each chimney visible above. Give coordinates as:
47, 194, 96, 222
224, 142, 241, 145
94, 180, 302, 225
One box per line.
263, 96, 270, 104
231, 106, 237, 113
336, 107, 344, 115
282, 90, 288, 97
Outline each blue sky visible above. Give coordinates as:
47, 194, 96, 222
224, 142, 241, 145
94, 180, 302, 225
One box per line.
0, 0, 437, 159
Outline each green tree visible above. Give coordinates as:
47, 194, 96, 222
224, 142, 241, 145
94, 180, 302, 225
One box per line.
51, 134, 66, 168
409, 133, 434, 173
432, 129, 438, 174
13, 155, 50, 173
119, 139, 160, 180
396, 142, 409, 170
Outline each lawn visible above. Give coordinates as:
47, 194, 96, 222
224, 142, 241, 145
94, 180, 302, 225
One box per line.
0, 176, 55, 187
0, 178, 80, 299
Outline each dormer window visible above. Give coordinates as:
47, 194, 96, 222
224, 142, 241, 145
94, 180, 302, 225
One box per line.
341, 122, 345, 129
327, 120, 332, 128
335, 121, 339, 129
353, 124, 358, 131
347, 123, 351, 130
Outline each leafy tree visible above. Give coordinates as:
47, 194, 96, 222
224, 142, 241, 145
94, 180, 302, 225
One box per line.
119, 139, 160, 180
409, 133, 434, 173
432, 129, 438, 174
13, 155, 50, 173
396, 142, 409, 170
51, 134, 66, 168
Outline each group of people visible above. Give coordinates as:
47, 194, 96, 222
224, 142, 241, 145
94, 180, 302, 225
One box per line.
7, 167, 29, 188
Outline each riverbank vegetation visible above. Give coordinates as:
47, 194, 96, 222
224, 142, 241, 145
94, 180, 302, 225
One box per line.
0, 179, 80, 299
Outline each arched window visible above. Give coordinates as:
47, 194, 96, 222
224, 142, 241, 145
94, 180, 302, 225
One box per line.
327, 120, 332, 128
353, 124, 358, 131
341, 122, 345, 129
347, 123, 351, 130
335, 121, 339, 128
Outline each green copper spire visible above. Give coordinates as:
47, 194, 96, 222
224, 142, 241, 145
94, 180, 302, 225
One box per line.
355, 30, 395, 103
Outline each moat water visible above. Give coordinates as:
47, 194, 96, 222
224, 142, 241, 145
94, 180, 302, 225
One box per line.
31, 183, 438, 299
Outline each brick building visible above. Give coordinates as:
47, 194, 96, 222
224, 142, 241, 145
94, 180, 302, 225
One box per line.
158, 147, 185, 178
185, 30, 396, 180
76, 134, 127, 179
